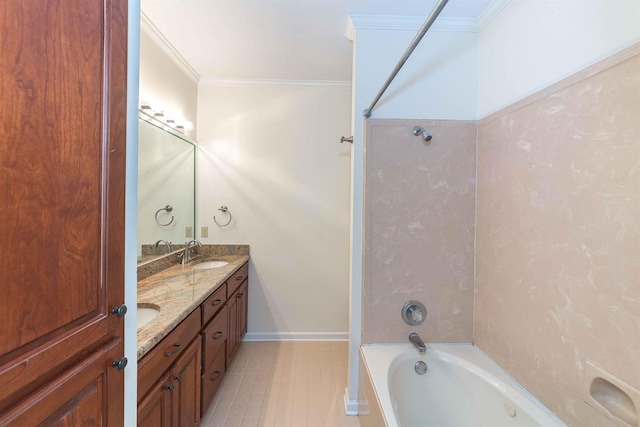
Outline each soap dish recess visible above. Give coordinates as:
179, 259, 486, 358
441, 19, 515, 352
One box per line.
583, 360, 640, 427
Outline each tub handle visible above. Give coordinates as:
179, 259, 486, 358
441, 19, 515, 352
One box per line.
409, 307, 423, 323
402, 300, 427, 326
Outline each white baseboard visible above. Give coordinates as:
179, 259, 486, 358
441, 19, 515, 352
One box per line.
243, 332, 348, 342
343, 387, 366, 416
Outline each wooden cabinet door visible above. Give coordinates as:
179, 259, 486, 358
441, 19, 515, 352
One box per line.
172, 337, 201, 427
0, 0, 127, 418
226, 281, 248, 365
0, 339, 124, 426
238, 281, 248, 338
138, 373, 174, 427
226, 296, 239, 364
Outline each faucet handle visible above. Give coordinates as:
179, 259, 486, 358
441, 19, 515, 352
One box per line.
402, 300, 427, 326
408, 307, 423, 323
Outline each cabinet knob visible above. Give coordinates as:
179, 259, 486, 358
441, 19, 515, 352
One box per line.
236, 276, 244, 281
166, 384, 175, 392
165, 343, 181, 357
111, 304, 127, 318
174, 375, 182, 383
236, 293, 243, 299
213, 331, 223, 340
211, 299, 222, 306
211, 371, 221, 381
112, 357, 128, 371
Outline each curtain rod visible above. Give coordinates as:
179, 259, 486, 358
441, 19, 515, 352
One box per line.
362, 0, 449, 118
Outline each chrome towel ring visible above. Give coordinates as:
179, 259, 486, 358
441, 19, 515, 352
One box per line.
213, 206, 232, 227
155, 205, 174, 226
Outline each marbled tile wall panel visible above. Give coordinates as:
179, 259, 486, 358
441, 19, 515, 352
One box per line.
475, 52, 640, 427
363, 119, 476, 344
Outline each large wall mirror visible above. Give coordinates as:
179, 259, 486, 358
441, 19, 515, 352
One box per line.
137, 110, 197, 263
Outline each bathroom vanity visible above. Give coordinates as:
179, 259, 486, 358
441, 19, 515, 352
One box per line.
136, 247, 249, 426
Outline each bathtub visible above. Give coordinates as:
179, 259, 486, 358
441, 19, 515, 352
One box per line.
360, 344, 566, 427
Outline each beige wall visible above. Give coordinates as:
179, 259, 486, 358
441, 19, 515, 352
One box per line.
363, 119, 476, 344
475, 46, 640, 427
196, 82, 352, 340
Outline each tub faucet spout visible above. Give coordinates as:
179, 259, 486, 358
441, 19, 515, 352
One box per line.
409, 333, 426, 354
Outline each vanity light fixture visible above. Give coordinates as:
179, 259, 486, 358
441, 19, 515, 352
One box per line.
140, 102, 152, 113
139, 100, 188, 134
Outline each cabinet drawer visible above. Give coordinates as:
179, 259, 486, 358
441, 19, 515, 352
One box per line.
228, 262, 248, 295
138, 310, 200, 401
202, 305, 228, 370
201, 349, 226, 414
202, 283, 227, 326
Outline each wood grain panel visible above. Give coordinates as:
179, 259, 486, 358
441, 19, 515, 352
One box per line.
0, 0, 104, 353
173, 337, 201, 427
138, 373, 173, 427
0, 338, 123, 426
0, 0, 127, 419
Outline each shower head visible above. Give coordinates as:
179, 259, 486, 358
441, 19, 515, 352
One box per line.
412, 126, 432, 142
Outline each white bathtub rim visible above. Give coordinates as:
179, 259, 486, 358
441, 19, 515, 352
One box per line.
360, 343, 567, 427
360, 345, 393, 427
388, 344, 553, 418
389, 345, 563, 425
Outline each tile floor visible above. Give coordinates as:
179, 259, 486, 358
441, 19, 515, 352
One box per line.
201, 341, 362, 427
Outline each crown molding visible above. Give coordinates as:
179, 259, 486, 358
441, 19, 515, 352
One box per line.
345, 0, 511, 38
199, 78, 351, 89
346, 16, 356, 42
477, 0, 511, 30
140, 12, 200, 84
347, 13, 479, 33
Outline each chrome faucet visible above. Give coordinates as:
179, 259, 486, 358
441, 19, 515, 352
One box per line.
409, 332, 426, 354
181, 240, 202, 265
153, 239, 172, 254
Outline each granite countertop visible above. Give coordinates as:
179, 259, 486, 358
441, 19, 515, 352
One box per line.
137, 253, 249, 359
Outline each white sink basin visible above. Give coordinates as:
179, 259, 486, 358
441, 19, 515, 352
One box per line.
193, 261, 229, 270
137, 305, 160, 329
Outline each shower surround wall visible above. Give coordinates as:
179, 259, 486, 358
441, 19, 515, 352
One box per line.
363, 119, 476, 344
475, 46, 640, 427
